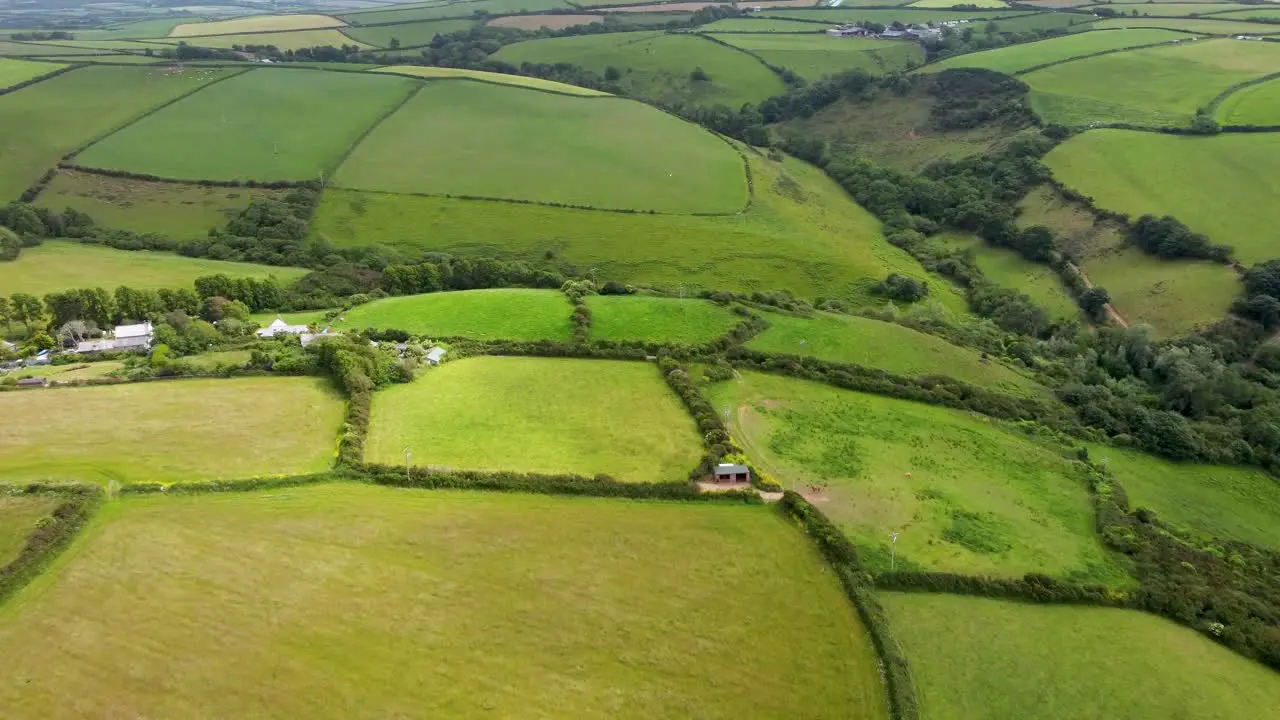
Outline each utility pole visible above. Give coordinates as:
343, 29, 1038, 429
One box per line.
889, 531, 900, 572
589, 267, 598, 290
404, 447, 412, 483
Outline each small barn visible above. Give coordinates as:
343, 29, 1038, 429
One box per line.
256, 318, 309, 338
425, 346, 447, 366
713, 463, 750, 483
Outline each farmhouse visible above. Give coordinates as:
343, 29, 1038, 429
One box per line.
713, 463, 750, 483
256, 318, 310, 338
827, 25, 870, 37
74, 322, 153, 354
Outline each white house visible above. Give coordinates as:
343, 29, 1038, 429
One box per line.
256, 318, 310, 338
74, 322, 153, 354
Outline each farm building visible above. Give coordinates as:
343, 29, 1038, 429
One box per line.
16, 377, 47, 388
299, 329, 339, 348
713, 463, 750, 483
74, 322, 153, 354
256, 318, 310, 338
425, 346, 447, 366
827, 25, 871, 37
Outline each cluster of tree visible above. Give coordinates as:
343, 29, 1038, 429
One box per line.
1235, 259, 1280, 330
380, 255, 565, 296
928, 68, 1035, 131
872, 273, 929, 303
561, 280, 595, 343
9, 31, 73, 41
658, 357, 733, 480
927, 17, 1075, 62
1130, 214, 1232, 262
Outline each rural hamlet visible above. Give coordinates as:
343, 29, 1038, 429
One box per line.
74, 321, 153, 354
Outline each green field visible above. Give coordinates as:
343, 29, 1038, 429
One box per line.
342, 0, 572, 24
367, 356, 703, 481
1024, 37, 1280, 126
1085, 442, 1280, 549
0, 57, 59, 89
1217, 7, 1280, 19
1044, 129, 1280, 263
926, 28, 1187, 74
710, 372, 1127, 582
1085, 2, 1264, 16
372, 64, 609, 94
74, 17, 190, 39
342, 18, 475, 47
746, 310, 1044, 396
8, 361, 126, 382
331, 81, 745, 213
584, 295, 741, 343
168, 14, 347, 36
883, 593, 1280, 720
762, 7, 1032, 22
250, 308, 335, 327
338, 289, 572, 340
0, 65, 236, 202
910, 0, 1008, 6
0, 484, 887, 718
988, 11, 1097, 31
35, 170, 281, 239
155, 29, 370, 50
76, 69, 416, 183
938, 234, 1080, 321
314, 151, 969, 311
0, 495, 57, 566
710, 33, 923, 79
698, 17, 828, 32
0, 241, 307, 296
492, 31, 787, 107
1089, 16, 1280, 33
1217, 75, 1280, 125
487, 14, 604, 29
0, 378, 344, 485
0, 41, 118, 56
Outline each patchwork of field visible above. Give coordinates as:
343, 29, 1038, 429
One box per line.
487, 13, 602, 29
1024, 37, 1280, 127
746, 310, 1044, 396
338, 289, 572, 340
1217, 75, 1280, 125
584, 295, 741, 343
342, 0, 572, 24
153, 29, 370, 50
762, 7, 1032, 22
0, 378, 344, 486
367, 357, 703, 481
342, 17, 475, 46
373, 64, 608, 94
492, 31, 787, 107
0, 485, 886, 718
987, 11, 1097, 31
0, 57, 58, 89
1217, 6, 1280, 18
937, 234, 1080, 321
926, 28, 1188, 74
0, 41, 117, 56
701, 17, 828, 31
1044, 129, 1280, 263
1085, 2, 1264, 16
0, 495, 57, 566
884, 593, 1280, 720
710, 372, 1128, 582
332, 80, 744, 212
0, 65, 235, 202
168, 13, 347, 37
313, 152, 971, 311
75, 69, 417, 183
1088, 16, 1280, 33
910, 0, 1008, 6
709, 33, 923, 79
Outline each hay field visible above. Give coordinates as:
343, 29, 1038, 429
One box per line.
169, 13, 346, 37
155, 29, 370, 50
1217, 75, 1280, 125
0, 65, 236, 202
0, 485, 887, 719
0, 495, 57, 566
1044, 129, 1280, 263
710, 372, 1128, 582
76, 69, 417, 183
746, 310, 1044, 397
926, 28, 1187, 74
0, 57, 59, 89
338, 289, 573, 340
0, 378, 344, 486
0, 241, 304, 295
488, 14, 602, 29
1024, 38, 1280, 126
584, 295, 741, 343
330, 81, 747, 213
367, 357, 703, 481
1088, 16, 1280, 33
372, 64, 608, 94
492, 31, 786, 106
336, 18, 474, 47
710, 33, 923, 79
883, 593, 1280, 720
937, 234, 1080, 321
312, 151, 970, 311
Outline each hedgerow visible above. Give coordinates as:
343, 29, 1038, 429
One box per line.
0, 484, 102, 605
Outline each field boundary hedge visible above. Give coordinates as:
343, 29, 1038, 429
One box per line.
323, 184, 745, 216
55, 161, 320, 189
0, 61, 80, 98
0, 484, 103, 606
1009, 33, 1198, 77
326, 80, 424, 185
1207, 68, 1280, 122
376, 69, 619, 99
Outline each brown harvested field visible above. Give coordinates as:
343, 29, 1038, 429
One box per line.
488, 14, 602, 29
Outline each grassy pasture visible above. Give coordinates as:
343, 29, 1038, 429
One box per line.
883, 593, 1280, 720
1088, 16, 1280, 33
1084, 2, 1264, 16
584, 295, 741, 343
926, 28, 1187, 74
0, 241, 306, 297
73, 17, 189, 39
1217, 75, 1280, 125
250, 308, 335, 327
710, 372, 1127, 582
1044, 129, 1280, 263
762, 7, 1031, 22
709, 32, 923, 79
746, 309, 1044, 396
699, 17, 828, 32
338, 289, 572, 340
1086, 442, 1280, 549
0, 65, 235, 202
0, 57, 60, 89
488, 14, 603, 29
0, 485, 887, 718
169, 14, 346, 37
154, 29, 370, 50
492, 31, 786, 106
342, 0, 571, 23
1024, 37, 1280, 126
313, 151, 970, 311
341, 18, 475, 47
0, 41, 113, 56
910, 0, 1009, 6
35, 170, 282, 239
0, 378, 344, 486
988, 11, 1097, 31
372, 64, 608, 94
331, 80, 747, 213
77, 69, 416, 183
1217, 7, 1280, 19
367, 356, 704, 481
7, 361, 126, 382
0, 495, 57, 566
937, 234, 1080, 320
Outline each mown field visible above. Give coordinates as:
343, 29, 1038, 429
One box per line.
153, 29, 370, 51
338, 289, 573, 340
0, 378, 344, 486
0, 65, 235, 202
372, 64, 608, 94
492, 31, 787, 107
0, 485, 886, 718
710, 372, 1128, 582
76, 69, 417, 183
35, 170, 282, 240
746, 310, 1044, 396
366, 356, 703, 481
1024, 37, 1280, 127
313, 151, 970, 311
926, 28, 1187, 74
0, 241, 306, 296
0, 57, 58, 89
342, 18, 475, 47
584, 295, 741, 343
883, 593, 1280, 720
168, 14, 346, 37
330, 80, 747, 213
1217, 75, 1280, 125
1044, 129, 1280, 263
0, 495, 57, 566
710, 33, 923, 80
937, 234, 1080, 321
1088, 16, 1280, 33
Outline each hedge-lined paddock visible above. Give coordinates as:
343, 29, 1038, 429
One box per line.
0, 484, 101, 606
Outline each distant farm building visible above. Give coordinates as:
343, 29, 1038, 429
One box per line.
300, 328, 339, 348
713, 463, 750, 483
827, 25, 870, 37
425, 346, 447, 366
256, 318, 310, 338
16, 377, 47, 388
74, 322, 153, 354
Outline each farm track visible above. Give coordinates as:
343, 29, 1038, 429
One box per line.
1067, 260, 1129, 328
